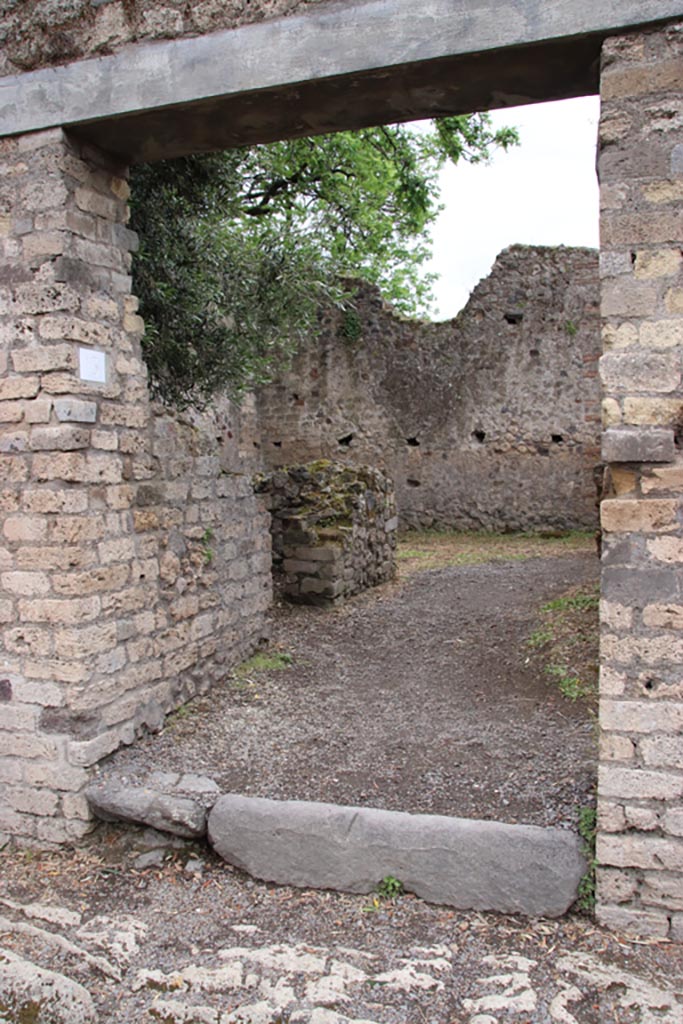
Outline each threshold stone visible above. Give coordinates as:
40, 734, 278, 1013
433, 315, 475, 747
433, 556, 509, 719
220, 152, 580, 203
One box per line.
86, 781, 208, 838
208, 794, 586, 918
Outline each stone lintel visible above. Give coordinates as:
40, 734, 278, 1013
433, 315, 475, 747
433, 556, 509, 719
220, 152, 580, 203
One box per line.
0, 0, 681, 162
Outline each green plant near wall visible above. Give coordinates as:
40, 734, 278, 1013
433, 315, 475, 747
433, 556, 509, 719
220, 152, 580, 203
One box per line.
577, 805, 597, 912
546, 663, 593, 702
341, 307, 363, 344
201, 527, 214, 565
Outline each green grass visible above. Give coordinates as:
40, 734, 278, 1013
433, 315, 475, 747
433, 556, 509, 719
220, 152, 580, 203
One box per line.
233, 650, 293, 679
526, 582, 599, 708
527, 628, 553, 649
397, 528, 594, 575
226, 649, 294, 704
546, 664, 594, 702
541, 591, 600, 614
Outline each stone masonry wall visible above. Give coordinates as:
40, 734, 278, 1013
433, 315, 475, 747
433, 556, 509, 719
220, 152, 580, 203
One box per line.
255, 246, 601, 532
257, 461, 397, 605
0, 0, 324, 78
596, 20, 683, 940
0, 128, 270, 845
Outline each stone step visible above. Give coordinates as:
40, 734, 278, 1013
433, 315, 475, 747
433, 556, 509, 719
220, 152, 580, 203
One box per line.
208, 794, 586, 918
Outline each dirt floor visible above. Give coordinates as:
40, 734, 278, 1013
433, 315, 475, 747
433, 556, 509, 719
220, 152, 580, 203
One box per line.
95, 537, 600, 830
2, 535, 683, 1022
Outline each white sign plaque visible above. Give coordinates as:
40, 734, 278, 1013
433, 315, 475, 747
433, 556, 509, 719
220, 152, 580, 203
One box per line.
79, 347, 107, 384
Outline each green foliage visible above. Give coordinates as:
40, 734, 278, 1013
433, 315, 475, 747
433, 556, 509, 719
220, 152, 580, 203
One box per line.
130, 116, 518, 407
201, 527, 214, 565
526, 582, 599, 707
527, 627, 553, 650
545, 663, 593, 702
541, 591, 599, 614
341, 307, 363, 345
234, 651, 294, 678
577, 805, 597, 912
377, 875, 404, 900
564, 320, 578, 337
362, 875, 405, 912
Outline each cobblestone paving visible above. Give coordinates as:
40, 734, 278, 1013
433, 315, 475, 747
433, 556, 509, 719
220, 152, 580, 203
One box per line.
1, 831, 682, 1023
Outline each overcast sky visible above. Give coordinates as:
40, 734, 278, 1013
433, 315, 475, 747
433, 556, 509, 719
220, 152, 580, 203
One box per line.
425, 95, 601, 320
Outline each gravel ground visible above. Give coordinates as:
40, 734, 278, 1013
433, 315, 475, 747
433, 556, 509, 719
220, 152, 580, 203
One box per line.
1, 549, 682, 1022
96, 553, 599, 830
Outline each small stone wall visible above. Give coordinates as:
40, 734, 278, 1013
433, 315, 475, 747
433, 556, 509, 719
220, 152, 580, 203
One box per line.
254, 246, 601, 532
257, 462, 397, 605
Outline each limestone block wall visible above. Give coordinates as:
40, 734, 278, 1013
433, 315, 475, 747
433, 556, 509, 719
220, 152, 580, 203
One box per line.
0, 128, 271, 844
257, 462, 397, 605
255, 246, 601, 532
0, 0, 322, 78
596, 20, 683, 940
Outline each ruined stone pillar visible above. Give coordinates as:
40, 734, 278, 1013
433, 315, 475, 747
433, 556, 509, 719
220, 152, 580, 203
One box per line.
597, 21, 683, 938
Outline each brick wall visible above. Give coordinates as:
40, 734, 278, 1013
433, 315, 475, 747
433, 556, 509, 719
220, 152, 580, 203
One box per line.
255, 246, 601, 532
0, 128, 270, 844
596, 19, 683, 939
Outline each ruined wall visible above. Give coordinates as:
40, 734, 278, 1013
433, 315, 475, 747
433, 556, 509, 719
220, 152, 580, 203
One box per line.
255, 246, 601, 532
0, 128, 271, 844
0, 0, 326, 78
258, 461, 397, 605
596, 19, 683, 940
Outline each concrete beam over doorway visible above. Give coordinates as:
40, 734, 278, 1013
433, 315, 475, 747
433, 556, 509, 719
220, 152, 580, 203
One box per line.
0, 0, 680, 162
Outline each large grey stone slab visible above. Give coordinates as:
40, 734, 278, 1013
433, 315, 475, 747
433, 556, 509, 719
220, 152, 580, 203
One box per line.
0, 0, 680, 162
208, 795, 586, 918
86, 782, 208, 838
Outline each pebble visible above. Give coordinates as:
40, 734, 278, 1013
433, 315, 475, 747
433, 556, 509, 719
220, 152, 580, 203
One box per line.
133, 850, 166, 870
184, 858, 205, 875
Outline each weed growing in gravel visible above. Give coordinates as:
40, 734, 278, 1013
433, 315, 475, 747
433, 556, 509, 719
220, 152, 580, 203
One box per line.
165, 702, 198, 729
377, 875, 404, 900
235, 651, 293, 677
362, 876, 405, 912
526, 582, 599, 708
542, 591, 599, 614
227, 650, 294, 703
546, 664, 594, 702
527, 627, 553, 649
